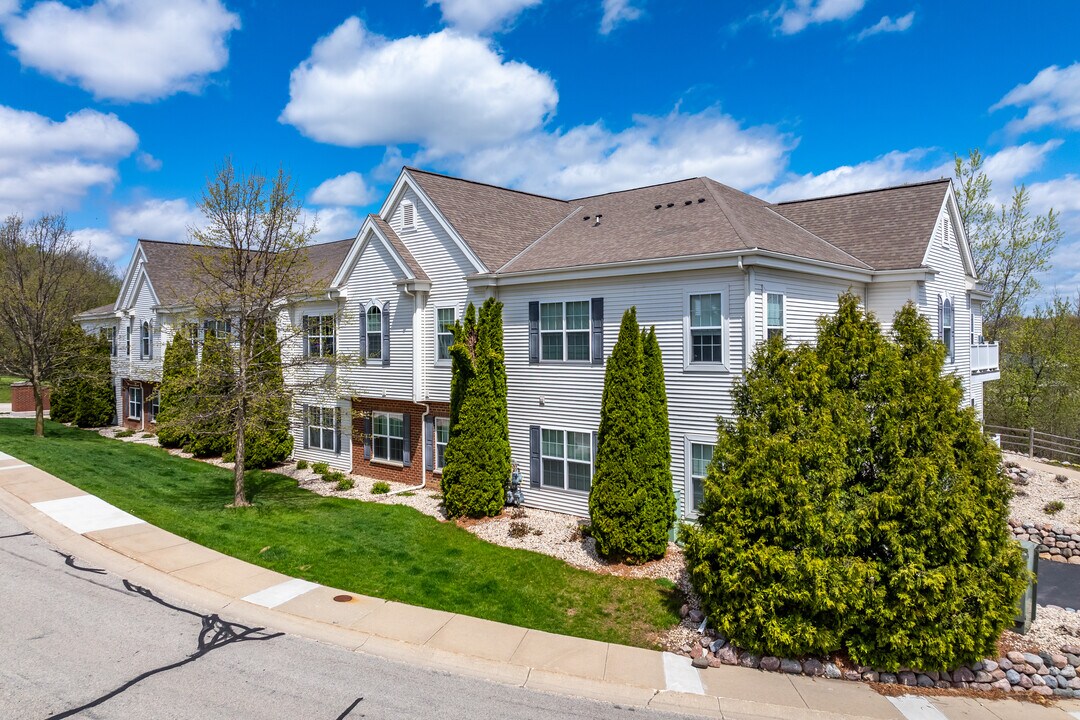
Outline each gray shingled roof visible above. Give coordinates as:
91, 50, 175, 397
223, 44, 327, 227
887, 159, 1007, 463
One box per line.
498, 178, 871, 274
370, 215, 430, 281
772, 179, 950, 271
406, 167, 572, 272
75, 302, 117, 319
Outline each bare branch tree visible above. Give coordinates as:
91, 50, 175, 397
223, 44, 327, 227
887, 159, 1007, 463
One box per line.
0, 214, 118, 436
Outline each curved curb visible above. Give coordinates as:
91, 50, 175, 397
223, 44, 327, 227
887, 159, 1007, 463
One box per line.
1, 453, 1073, 720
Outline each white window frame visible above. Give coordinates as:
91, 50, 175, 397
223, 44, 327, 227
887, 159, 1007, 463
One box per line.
128, 385, 142, 420
307, 406, 336, 451
539, 300, 591, 363
684, 289, 728, 371
685, 436, 714, 517
434, 416, 450, 473
203, 319, 230, 340
371, 411, 405, 464
539, 426, 594, 493
765, 290, 785, 341
149, 392, 159, 423
435, 306, 455, 364
307, 314, 336, 358
401, 200, 416, 231
366, 306, 383, 361
140, 321, 151, 359
942, 297, 954, 362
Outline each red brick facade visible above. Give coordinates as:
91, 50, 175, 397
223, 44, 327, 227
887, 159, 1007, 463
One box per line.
350, 397, 450, 489
120, 379, 158, 431
10, 382, 49, 412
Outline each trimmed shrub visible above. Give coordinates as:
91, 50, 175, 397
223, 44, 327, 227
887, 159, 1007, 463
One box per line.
223, 322, 293, 468
335, 477, 355, 491
295, 459, 309, 470
156, 329, 198, 448
682, 295, 1027, 670
441, 298, 511, 518
312, 462, 330, 475
182, 333, 233, 458
1044, 500, 1065, 515
589, 309, 675, 563
371, 481, 390, 495
50, 325, 115, 428
114, 429, 134, 438
324, 470, 345, 484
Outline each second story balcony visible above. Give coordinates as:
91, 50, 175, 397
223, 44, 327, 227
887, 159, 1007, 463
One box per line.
971, 341, 1000, 376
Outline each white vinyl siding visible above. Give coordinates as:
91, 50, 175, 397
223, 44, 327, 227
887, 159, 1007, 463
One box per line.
921, 205, 972, 405
372, 411, 405, 464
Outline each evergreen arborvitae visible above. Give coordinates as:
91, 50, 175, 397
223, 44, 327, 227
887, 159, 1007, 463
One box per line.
50, 325, 114, 428
441, 298, 511, 518
682, 294, 1026, 670
156, 330, 198, 448
224, 322, 293, 468
183, 332, 234, 458
589, 308, 674, 563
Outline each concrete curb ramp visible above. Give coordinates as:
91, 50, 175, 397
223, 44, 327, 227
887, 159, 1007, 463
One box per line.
1, 451, 1077, 720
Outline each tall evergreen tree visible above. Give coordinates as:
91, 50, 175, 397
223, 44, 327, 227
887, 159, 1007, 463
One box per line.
50, 324, 115, 428
156, 328, 198, 448
182, 332, 234, 458
441, 298, 511, 518
589, 308, 674, 563
682, 294, 1026, 670
224, 321, 293, 468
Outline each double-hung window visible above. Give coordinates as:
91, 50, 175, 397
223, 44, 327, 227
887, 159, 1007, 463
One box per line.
372, 411, 404, 463
540, 301, 590, 362
128, 385, 142, 420
689, 293, 723, 364
540, 428, 593, 492
366, 307, 382, 360
102, 326, 117, 356
307, 315, 335, 358
689, 442, 713, 513
307, 406, 336, 450
942, 298, 954, 361
434, 417, 450, 472
436, 308, 454, 362
140, 321, 151, 359
149, 393, 159, 423
766, 292, 784, 340
204, 319, 230, 340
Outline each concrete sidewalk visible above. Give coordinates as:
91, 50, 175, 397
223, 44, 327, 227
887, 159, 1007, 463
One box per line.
1, 451, 1078, 720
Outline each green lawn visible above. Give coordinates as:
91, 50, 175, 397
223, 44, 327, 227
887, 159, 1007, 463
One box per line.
0, 377, 24, 404
0, 419, 681, 648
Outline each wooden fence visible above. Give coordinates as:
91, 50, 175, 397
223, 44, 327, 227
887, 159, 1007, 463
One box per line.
984, 424, 1080, 463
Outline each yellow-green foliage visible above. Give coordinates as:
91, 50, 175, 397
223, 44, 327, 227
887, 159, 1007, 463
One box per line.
682, 295, 1027, 670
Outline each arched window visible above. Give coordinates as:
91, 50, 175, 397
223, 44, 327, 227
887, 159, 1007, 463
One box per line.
942, 298, 953, 361
366, 306, 382, 360
141, 321, 151, 359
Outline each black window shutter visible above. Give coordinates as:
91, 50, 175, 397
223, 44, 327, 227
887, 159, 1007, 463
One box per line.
937, 296, 943, 343
402, 412, 411, 467
302, 404, 309, 448
592, 431, 599, 468
302, 314, 310, 358
363, 413, 372, 460
334, 407, 342, 455
359, 306, 367, 358
424, 415, 434, 472
381, 303, 390, 366
528, 301, 540, 364
591, 297, 604, 365
149, 320, 153, 360
529, 425, 541, 488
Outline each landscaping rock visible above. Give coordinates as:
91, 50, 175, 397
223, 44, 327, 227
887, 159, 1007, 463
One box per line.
992, 678, 1011, 692
1019, 674, 1033, 690
1005, 669, 1021, 685
843, 670, 862, 682
990, 669, 1006, 682
760, 656, 780, 672
898, 671, 917, 686
715, 645, 738, 665
691, 655, 710, 669
879, 673, 897, 684
780, 658, 802, 674
1061, 665, 1077, 680
1052, 653, 1069, 669
999, 659, 1013, 671
954, 667, 975, 683
973, 671, 994, 683
1007, 651, 1027, 665
802, 659, 825, 677
699, 636, 711, 648
709, 638, 726, 654
1032, 686, 1054, 696
1032, 674, 1046, 686
1023, 652, 1045, 668
738, 652, 760, 669
916, 674, 934, 688
1044, 675, 1059, 689
982, 660, 999, 672
688, 609, 705, 624
690, 644, 703, 659
679, 603, 690, 619
1062, 644, 1080, 655
861, 670, 879, 683
824, 662, 842, 680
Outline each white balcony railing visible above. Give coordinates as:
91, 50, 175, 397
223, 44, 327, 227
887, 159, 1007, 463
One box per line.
970, 342, 999, 374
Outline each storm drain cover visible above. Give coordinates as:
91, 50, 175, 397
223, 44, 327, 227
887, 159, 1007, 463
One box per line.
333, 594, 353, 603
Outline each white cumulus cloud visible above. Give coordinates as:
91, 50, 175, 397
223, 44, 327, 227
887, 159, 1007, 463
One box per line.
280, 19, 558, 156
0, 105, 138, 216
775, 0, 866, 34
761, 149, 950, 202
310, 171, 376, 207
855, 11, 914, 40
600, 0, 644, 35
446, 107, 792, 199
427, 0, 541, 34
982, 140, 1062, 192
992, 62, 1080, 134
302, 206, 365, 243
72, 227, 129, 262
1, 0, 240, 102
111, 198, 206, 242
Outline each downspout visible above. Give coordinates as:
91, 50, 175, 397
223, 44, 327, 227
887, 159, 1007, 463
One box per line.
385, 284, 428, 496
738, 256, 754, 369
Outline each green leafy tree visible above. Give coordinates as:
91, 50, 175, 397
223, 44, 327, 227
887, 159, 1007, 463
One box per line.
589, 308, 674, 563
224, 321, 293, 468
683, 295, 1026, 669
50, 324, 115, 428
441, 298, 511, 518
182, 332, 234, 458
156, 327, 198, 448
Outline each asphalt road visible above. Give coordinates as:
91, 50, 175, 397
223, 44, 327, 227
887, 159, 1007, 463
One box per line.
0, 510, 687, 720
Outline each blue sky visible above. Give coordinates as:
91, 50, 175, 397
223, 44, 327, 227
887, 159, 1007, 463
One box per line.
2, 0, 1078, 297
